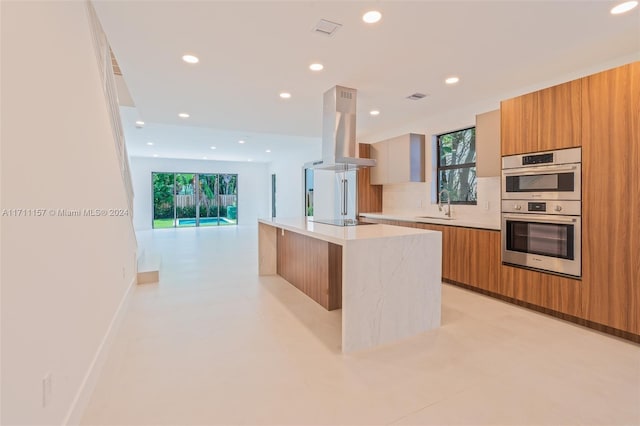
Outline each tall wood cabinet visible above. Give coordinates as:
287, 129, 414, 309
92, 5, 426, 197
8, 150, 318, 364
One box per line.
581, 62, 640, 334
357, 144, 383, 214
501, 80, 582, 155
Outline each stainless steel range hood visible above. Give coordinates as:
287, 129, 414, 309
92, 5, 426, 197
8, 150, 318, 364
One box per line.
309, 85, 376, 170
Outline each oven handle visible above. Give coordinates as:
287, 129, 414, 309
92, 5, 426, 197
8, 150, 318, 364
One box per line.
502, 165, 578, 176
502, 213, 579, 224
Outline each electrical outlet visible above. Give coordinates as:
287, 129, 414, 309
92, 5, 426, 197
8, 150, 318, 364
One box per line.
483, 201, 490, 210
42, 373, 52, 408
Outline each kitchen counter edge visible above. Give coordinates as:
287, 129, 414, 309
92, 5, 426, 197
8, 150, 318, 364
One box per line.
258, 217, 439, 246
359, 213, 501, 231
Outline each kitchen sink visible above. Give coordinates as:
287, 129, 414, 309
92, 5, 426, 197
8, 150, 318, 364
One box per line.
415, 215, 455, 221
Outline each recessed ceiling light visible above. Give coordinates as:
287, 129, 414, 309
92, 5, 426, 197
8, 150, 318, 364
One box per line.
279, 92, 291, 99
238, 140, 245, 144
153, 154, 159, 157
178, 113, 190, 118
248, 159, 253, 162
363, 10, 382, 24
202, 156, 207, 160
309, 63, 324, 71
146, 142, 154, 146
182, 54, 199, 64
370, 110, 380, 116
611, 1, 638, 14
135, 120, 144, 127
210, 146, 216, 150
445, 76, 460, 85
266, 149, 271, 153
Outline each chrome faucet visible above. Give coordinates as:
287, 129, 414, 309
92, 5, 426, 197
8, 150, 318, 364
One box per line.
438, 189, 451, 217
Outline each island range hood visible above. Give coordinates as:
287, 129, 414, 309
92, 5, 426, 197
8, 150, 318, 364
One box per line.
309, 85, 376, 170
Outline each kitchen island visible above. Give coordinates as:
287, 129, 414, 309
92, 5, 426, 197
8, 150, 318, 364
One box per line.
258, 217, 442, 352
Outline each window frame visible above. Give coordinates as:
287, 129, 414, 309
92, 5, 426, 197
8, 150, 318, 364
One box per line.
436, 126, 478, 205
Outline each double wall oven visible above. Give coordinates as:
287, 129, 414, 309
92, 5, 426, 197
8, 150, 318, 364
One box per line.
501, 147, 581, 278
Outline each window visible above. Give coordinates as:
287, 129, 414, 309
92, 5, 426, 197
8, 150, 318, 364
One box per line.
152, 172, 238, 228
436, 127, 477, 204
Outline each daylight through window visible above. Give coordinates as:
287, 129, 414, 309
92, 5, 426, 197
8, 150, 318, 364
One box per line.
436, 127, 477, 204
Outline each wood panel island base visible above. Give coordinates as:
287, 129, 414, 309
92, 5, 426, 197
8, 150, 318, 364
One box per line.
258, 218, 442, 353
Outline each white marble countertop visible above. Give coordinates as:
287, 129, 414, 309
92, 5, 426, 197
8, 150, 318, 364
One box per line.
359, 212, 501, 231
258, 217, 435, 246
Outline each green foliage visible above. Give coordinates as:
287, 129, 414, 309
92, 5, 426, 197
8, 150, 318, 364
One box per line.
438, 128, 477, 204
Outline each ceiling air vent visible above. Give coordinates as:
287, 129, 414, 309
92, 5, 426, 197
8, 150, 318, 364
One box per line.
406, 93, 428, 100
313, 19, 342, 36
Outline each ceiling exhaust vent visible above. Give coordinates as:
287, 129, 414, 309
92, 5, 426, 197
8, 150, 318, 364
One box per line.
406, 93, 428, 100
313, 19, 342, 36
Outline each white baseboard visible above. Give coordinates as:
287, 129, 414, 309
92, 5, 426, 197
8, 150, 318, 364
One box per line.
62, 276, 136, 425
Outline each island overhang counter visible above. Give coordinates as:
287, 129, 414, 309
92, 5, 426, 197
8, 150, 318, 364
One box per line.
258, 217, 442, 352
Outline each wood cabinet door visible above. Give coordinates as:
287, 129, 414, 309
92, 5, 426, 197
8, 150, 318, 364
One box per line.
581, 62, 640, 333
502, 265, 582, 317
538, 80, 582, 152
357, 144, 382, 213
500, 92, 538, 156
474, 230, 505, 296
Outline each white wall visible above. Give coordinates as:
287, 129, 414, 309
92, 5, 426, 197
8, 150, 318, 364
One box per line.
130, 157, 270, 230
1, 2, 137, 425
267, 145, 321, 219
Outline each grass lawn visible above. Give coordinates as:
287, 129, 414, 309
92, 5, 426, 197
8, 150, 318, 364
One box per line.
153, 219, 176, 228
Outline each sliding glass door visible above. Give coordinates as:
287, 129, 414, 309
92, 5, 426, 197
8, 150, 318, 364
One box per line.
175, 173, 196, 227
152, 173, 176, 228
217, 174, 237, 226
152, 172, 238, 228
198, 174, 219, 226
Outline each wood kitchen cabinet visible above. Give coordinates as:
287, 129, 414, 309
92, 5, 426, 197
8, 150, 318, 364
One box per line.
537, 80, 582, 151
276, 228, 342, 310
501, 265, 582, 317
357, 144, 382, 213
501, 91, 538, 155
375, 221, 504, 296
581, 62, 640, 334
501, 80, 581, 155
370, 133, 425, 185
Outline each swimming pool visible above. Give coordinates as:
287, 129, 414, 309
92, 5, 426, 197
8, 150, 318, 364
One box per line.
177, 217, 234, 226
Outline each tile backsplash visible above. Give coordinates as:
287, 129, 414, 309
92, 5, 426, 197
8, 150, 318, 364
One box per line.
381, 177, 501, 227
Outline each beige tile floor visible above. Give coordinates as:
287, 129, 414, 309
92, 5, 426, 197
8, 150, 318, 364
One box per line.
81, 225, 640, 425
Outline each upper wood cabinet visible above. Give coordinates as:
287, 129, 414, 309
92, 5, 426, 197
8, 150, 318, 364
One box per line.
501, 80, 581, 155
370, 133, 425, 185
501, 91, 538, 155
581, 62, 640, 334
537, 80, 582, 151
476, 109, 501, 177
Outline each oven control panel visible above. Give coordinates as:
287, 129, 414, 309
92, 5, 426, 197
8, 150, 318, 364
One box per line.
501, 200, 581, 216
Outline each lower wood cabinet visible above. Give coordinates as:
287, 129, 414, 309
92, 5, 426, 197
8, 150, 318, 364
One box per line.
276, 228, 342, 310
501, 265, 582, 318
415, 224, 504, 295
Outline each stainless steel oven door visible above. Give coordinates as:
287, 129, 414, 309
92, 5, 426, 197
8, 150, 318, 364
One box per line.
502, 162, 581, 200
502, 213, 581, 277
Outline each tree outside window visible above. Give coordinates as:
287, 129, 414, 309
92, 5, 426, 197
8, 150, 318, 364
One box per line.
437, 127, 477, 204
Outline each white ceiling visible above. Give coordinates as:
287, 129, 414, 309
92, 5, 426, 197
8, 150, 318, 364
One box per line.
93, 1, 640, 163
